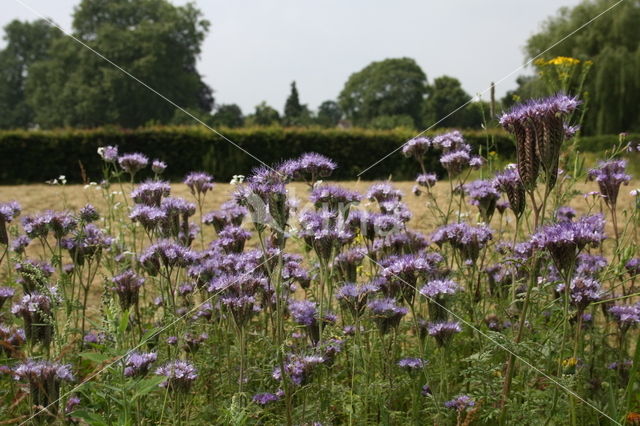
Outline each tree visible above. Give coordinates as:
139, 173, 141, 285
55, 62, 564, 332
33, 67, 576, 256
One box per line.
0, 20, 60, 129
24, 0, 212, 128
284, 81, 302, 124
247, 101, 280, 126
338, 57, 427, 127
508, 0, 640, 134
423, 76, 472, 128
212, 104, 244, 128
315, 100, 342, 127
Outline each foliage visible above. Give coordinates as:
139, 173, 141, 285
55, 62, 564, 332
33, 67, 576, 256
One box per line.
507, 0, 640, 134
212, 104, 244, 128
315, 100, 342, 128
338, 57, 428, 128
0, 19, 60, 129
246, 102, 281, 127
0, 0, 212, 129
0, 114, 639, 424
0, 126, 513, 184
423, 76, 486, 129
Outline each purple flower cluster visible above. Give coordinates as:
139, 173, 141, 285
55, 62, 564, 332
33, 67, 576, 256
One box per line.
366, 183, 403, 203
155, 360, 198, 392
367, 298, 408, 335
279, 152, 336, 184
0, 201, 21, 223
203, 201, 247, 234
289, 300, 336, 344
272, 354, 325, 386
463, 179, 501, 222
184, 172, 214, 197
22, 210, 77, 240
444, 394, 475, 411
427, 321, 462, 346
123, 352, 157, 377
335, 282, 379, 318
98, 145, 118, 162
140, 240, 197, 275
131, 181, 171, 207
118, 153, 149, 175
253, 391, 282, 406
0, 286, 16, 309
309, 185, 361, 211
493, 167, 525, 217
79, 204, 100, 223
152, 159, 167, 174
500, 94, 580, 189
431, 223, 493, 264
397, 357, 427, 373
402, 136, 431, 160
556, 276, 602, 311
626, 258, 640, 276
531, 214, 606, 276
111, 270, 145, 310
587, 159, 631, 208
608, 303, 640, 330
62, 224, 114, 265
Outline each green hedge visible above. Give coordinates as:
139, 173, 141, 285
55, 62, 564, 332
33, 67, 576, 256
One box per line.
576, 133, 640, 153
0, 126, 517, 184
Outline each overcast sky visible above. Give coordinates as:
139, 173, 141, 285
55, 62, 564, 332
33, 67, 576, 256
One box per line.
2, 0, 586, 114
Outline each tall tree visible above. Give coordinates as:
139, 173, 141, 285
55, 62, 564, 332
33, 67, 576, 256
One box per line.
213, 104, 244, 128
338, 57, 427, 127
247, 101, 280, 126
315, 100, 342, 127
423, 76, 472, 128
25, 0, 212, 128
0, 20, 60, 129
284, 81, 302, 124
509, 0, 640, 134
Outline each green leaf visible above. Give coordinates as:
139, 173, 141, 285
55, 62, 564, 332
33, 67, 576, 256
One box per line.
118, 308, 131, 335
78, 352, 111, 364
132, 376, 165, 400
70, 409, 109, 426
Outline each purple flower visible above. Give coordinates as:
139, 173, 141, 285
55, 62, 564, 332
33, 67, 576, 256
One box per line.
203, 201, 248, 233
98, 145, 118, 162
336, 282, 379, 317
83, 331, 106, 345
0, 286, 15, 309
397, 357, 427, 372
427, 321, 462, 346
155, 360, 198, 392
416, 173, 437, 188
11, 235, 30, 254
575, 253, 607, 277
213, 226, 251, 253
111, 270, 145, 310
380, 253, 443, 303
118, 153, 149, 175
366, 183, 403, 203
500, 94, 580, 189
253, 392, 281, 406
0, 201, 21, 223
272, 354, 325, 386
152, 160, 167, 174
367, 298, 408, 335
184, 172, 214, 197
444, 395, 475, 411
588, 160, 631, 208
464, 179, 500, 222
140, 240, 197, 275
608, 303, 640, 329
440, 150, 471, 176
333, 246, 366, 282
402, 136, 431, 159
556, 276, 602, 311
309, 185, 361, 210
65, 396, 80, 414
131, 181, 171, 207
531, 214, 606, 276
555, 206, 576, 222
289, 300, 336, 344
130, 205, 166, 230
62, 224, 113, 265
79, 204, 100, 223
432, 130, 467, 153
494, 167, 525, 217
626, 258, 640, 276
15, 259, 54, 293
421, 384, 432, 396
431, 223, 492, 264
419, 279, 459, 299
281, 153, 336, 183
14, 359, 74, 412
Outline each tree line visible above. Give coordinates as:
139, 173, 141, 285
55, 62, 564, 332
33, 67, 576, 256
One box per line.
1, 0, 638, 134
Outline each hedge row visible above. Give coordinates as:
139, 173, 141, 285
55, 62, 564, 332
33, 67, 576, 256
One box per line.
0, 126, 519, 184
2, 126, 630, 184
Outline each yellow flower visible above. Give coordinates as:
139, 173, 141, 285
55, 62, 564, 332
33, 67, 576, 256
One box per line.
562, 357, 578, 368
548, 56, 580, 66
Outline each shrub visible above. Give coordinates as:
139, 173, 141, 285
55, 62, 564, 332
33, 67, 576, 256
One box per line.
0, 126, 513, 183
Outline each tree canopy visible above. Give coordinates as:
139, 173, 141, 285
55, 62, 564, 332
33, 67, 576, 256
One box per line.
338, 57, 427, 128
0, 0, 212, 129
508, 0, 640, 134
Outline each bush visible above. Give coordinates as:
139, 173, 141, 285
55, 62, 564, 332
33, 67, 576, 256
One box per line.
0, 126, 514, 184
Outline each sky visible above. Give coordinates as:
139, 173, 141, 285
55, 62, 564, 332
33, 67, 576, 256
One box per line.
2, 0, 586, 115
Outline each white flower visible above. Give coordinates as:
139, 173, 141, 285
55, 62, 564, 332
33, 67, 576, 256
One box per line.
97, 147, 105, 158
230, 175, 245, 185
630, 189, 640, 197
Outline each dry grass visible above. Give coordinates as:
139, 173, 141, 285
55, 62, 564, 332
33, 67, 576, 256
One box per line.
1, 179, 637, 239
